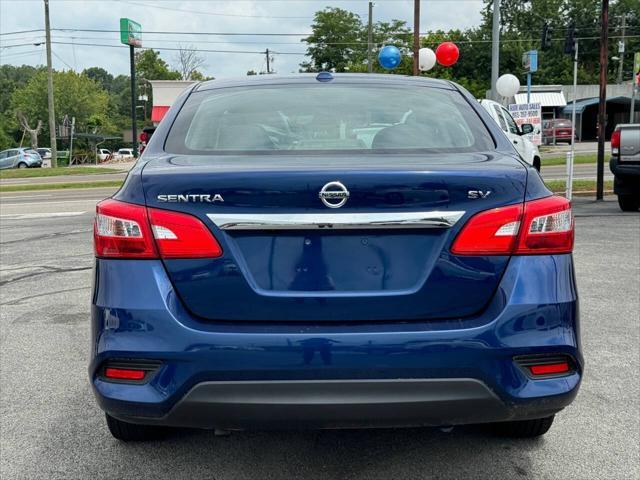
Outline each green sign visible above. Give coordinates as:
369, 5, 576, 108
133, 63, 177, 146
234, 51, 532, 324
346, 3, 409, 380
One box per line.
634, 52, 640, 83
120, 18, 142, 47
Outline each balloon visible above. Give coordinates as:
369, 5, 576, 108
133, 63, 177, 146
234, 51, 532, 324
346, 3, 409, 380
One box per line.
435, 42, 459, 67
496, 73, 521, 97
378, 45, 402, 70
418, 48, 436, 71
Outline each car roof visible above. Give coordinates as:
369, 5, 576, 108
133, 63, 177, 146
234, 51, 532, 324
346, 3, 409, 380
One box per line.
195, 73, 455, 92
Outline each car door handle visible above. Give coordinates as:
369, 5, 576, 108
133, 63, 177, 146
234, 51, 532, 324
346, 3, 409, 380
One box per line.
513, 139, 518, 144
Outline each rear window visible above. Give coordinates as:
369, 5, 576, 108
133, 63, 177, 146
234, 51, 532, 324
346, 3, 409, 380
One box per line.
165, 84, 495, 155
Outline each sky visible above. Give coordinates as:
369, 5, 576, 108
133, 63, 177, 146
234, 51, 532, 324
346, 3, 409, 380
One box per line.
0, 0, 485, 78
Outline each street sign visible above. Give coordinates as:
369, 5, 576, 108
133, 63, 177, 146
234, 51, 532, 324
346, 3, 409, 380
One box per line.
120, 18, 142, 47
523, 50, 538, 73
634, 52, 640, 87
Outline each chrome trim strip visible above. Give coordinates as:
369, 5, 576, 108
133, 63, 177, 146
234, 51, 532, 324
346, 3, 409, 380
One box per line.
207, 211, 465, 230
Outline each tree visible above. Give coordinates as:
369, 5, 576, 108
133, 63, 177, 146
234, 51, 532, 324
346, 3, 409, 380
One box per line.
16, 111, 43, 149
135, 49, 181, 80
83, 67, 114, 91
300, 7, 366, 72
10, 70, 112, 144
246, 69, 258, 76
174, 45, 206, 81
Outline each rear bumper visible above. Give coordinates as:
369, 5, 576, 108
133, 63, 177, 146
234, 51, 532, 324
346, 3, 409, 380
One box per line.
90, 254, 582, 429
105, 378, 577, 430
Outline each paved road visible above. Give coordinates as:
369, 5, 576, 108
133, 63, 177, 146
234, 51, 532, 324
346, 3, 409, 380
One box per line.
541, 162, 613, 181
0, 189, 638, 480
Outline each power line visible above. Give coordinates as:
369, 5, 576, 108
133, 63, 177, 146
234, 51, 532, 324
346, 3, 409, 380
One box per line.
121, 0, 317, 19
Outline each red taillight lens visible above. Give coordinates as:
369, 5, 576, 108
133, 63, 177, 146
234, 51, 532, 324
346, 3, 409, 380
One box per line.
94, 200, 222, 259
528, 362, 570, 376
450, 204, 523, 255
611, 129, 620, 154
515, 196, 574, 254
148, 208, 222, 259
104, 367, 146, 380
451, 195, 573, 256
94, 199, 157, 258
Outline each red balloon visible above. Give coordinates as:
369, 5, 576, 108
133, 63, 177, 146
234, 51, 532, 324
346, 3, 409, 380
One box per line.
435, 42, 459, 67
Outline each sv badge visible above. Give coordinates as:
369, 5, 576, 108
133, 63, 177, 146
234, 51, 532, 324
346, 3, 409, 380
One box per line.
468, 190, 491, 199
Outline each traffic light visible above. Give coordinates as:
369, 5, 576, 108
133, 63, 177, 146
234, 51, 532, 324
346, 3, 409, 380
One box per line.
541, 23, 552, 50
564, 23, 577, 55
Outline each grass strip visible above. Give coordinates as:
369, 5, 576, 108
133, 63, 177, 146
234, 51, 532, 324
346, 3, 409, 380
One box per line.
0, 180, 123, 193
0, 167, 124, 179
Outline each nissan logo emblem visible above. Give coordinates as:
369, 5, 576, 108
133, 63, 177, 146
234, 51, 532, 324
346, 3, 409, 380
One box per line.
319, 181, 350, 208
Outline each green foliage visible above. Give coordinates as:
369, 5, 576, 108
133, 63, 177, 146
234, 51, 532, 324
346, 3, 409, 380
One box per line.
301, 8, 366, 72
9, 70, 112, 143
302, 0, 639, 96
135, 49, 181, 81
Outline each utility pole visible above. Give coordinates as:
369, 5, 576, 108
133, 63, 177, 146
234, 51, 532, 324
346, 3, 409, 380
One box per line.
491, 0, 500, 100
266, 48, 271, 74
617, 14, 626, 84
596, 0, 609, 201
412, 0, 420, 76
367, 2, 373, 73
44, 0, 57, 167
567, 40, 578, 201
129, 44, 137, 158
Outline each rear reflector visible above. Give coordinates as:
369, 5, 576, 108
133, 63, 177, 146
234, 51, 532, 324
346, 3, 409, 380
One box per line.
104, 367, 146, 380
451, 195, 573, 255
528, 362, 570, 376
94, 199, 223, 259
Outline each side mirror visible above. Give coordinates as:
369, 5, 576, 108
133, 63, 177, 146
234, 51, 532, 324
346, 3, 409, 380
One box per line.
520, 123, 534, 135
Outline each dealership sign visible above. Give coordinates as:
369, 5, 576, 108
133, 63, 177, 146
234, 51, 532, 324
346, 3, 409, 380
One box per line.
508, 102, 542, 145
120, 18, 142, 47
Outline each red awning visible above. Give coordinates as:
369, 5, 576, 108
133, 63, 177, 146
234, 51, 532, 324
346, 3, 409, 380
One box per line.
151, 106, 170, 123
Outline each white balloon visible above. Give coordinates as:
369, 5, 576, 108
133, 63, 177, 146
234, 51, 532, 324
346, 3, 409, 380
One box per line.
418, 48, 436, 71
496, 74, 521, 97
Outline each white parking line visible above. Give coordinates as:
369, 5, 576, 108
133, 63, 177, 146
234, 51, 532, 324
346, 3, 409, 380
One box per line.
0, 194, 54, 200
0, 211, 87, 220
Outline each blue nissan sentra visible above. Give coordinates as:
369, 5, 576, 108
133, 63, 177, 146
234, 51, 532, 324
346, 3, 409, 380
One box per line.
90, 74, 582, 441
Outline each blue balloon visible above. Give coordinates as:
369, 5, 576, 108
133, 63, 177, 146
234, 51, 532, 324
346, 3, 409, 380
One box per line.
378, 45, 402, 70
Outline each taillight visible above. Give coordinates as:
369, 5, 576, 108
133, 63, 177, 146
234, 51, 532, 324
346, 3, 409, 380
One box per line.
94, 199, 222, 259
94, 199, 157, 258
611, 129, 620, 155
450, 204, 523, 255
451, 195, 573, 256
514, 196, 573, 254
148, 208, 222, 258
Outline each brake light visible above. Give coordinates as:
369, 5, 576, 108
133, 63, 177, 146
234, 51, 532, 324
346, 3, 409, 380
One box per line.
451, 195, 573, 256
94, 199, 157, 258
94, 199, 222, 259
611, 129, 620, 155
148, 208, 222, 258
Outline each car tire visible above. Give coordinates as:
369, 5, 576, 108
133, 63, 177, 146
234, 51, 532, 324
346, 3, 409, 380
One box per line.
618, 195, 640, 212
105, 413, 165, 441
490, 415, 554, 438
17, 162, 27, 169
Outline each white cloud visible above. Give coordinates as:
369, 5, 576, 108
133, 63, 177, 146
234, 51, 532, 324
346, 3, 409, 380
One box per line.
0, 0, 484, 77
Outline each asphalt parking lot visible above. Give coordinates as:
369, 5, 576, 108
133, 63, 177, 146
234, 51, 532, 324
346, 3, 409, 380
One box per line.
0, 189, 638, 480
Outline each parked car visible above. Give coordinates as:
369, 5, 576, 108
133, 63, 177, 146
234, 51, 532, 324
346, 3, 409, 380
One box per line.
542, 119, 575, 145
36, 147, 52, 159
97, 149, 112, 162
610, 123, 640, 211
480, 99, 542, 171
91, 74, 581, 441
0, 148, 43, 169
114, 148, 135, 160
